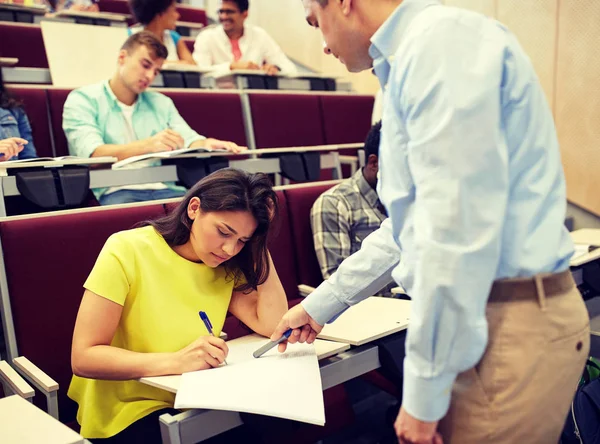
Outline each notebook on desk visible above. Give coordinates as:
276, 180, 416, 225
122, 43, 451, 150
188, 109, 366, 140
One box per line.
0, 156, 116, 176
111, 146, 227, 169
173, 334, 325, 425
318, 296, 411, 346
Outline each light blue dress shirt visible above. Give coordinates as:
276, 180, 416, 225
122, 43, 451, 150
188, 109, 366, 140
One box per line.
302, 0, 574, 422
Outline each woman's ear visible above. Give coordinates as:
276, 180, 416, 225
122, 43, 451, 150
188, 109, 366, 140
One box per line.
187, 197, 201, 220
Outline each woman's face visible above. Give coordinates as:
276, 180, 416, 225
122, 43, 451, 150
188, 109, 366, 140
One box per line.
158, 2, 180, 30
185, 197, 258, 267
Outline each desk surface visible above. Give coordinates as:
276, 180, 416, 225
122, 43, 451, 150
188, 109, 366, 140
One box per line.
176, 20, 204, 29
54, 10, 129, 21
0, 3, 46, 14
0, 57, 18, 67
0, 395, 84, 444
140, 336, 350, 394
318, 297, 411, 346
570, 229, 600, 267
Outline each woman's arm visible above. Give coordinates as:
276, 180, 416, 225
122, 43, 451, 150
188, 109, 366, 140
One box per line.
71, 290, 228, 380
177, 38, 196, 65
228, 252, 289, 337
16, 110, 38, 159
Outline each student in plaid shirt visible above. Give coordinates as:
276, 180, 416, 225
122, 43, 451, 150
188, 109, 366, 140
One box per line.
311, 122, 396, 295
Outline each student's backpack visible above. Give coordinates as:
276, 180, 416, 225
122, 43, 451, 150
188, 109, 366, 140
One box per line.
561, 357, 600, 444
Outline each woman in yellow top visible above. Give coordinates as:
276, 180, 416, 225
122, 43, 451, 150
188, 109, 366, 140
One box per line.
69, 168, 289, 443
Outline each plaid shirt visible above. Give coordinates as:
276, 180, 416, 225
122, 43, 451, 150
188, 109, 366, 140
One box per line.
311, 170, 396, 295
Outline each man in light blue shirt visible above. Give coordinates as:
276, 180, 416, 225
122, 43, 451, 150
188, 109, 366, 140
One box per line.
271, 1, 590, 443
63, 31, 243, 205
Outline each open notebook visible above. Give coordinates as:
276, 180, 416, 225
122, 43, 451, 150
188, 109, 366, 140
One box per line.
112, 146, 227, 169
0, 156, 79, 164
174, 334, 325, 425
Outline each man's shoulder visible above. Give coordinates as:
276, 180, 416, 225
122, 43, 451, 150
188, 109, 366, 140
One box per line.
68, 82, 105, 101
246, 24, 272, 39
140, 89, 173, 106
196, 25, 221, 40
312, 179, 355, 209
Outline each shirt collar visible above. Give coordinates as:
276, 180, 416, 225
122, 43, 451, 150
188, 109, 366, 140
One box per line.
352, 168, 381, 211
369, 0, 441, 86
103, 79, 141, 110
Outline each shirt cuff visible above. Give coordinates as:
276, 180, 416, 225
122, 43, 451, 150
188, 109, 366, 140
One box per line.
402, 360, 456, 422
301, 282, 349, 326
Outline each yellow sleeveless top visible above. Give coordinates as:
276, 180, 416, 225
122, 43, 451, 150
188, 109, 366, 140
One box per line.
68, 226, 234, 438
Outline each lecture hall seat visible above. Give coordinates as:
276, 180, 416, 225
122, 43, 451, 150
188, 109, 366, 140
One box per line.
45, 88, 72, 157
284, 183, 337, 288
160, 90, 248, 146
248, 93, 326, 148
0, 23, 48, 68
0, 204, 166, 421
6, 86, 54, 157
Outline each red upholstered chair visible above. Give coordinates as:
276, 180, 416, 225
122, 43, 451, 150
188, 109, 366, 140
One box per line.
247, 93, 326, 148
6, 87, 54, 157
320, 94, 375, 177
45, 89, 72, 157
0, 23, 48, 68
320, 95, 375, 145
0, 22, 48, 68
0, 204, 167, 423
284, 183, 337, 288
96, 0, 130, 15
175, 4, 208, 26
159, 90, 248, 146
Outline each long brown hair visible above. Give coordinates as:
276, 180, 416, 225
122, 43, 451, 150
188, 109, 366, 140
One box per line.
145, 169, 278, 293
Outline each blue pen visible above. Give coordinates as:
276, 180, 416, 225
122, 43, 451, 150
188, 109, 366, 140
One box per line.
199, 311, 228, 365
253, 329, 293, 358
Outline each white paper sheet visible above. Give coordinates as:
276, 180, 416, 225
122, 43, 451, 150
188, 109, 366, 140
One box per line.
174, 335, 325, 425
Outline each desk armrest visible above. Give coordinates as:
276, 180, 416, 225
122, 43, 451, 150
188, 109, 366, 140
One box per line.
12, 357, 59, 418
298, 284, 316, 298
391, 287, 405, 295
219, 331, 228, 341
13, 357, 58, 393
0, 361, 34, 399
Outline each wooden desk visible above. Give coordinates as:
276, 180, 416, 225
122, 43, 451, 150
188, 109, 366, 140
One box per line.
0, 3, 46, 24
52, 9, 129, 27
0, 395, 85, 444
141, 337, 379, 443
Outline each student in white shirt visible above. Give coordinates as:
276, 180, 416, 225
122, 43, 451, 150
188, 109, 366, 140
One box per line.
193, 0, 297, 75
128, 0, 195, 64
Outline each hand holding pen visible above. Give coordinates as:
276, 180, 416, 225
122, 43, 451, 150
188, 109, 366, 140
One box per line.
200, 311, 228, 365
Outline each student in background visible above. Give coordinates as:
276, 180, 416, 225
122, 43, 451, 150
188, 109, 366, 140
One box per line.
311, 122, 395, 295
0, 68, 38, 161
44, 0, 99, 13
128, 0, 195, 65
193, 0, 297, 75
70, 168, 288, 443
63, 32, 243, 206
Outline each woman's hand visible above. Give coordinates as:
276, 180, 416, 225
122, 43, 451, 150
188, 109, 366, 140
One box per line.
172, 336, 229, 373
0, 138, 26, 161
